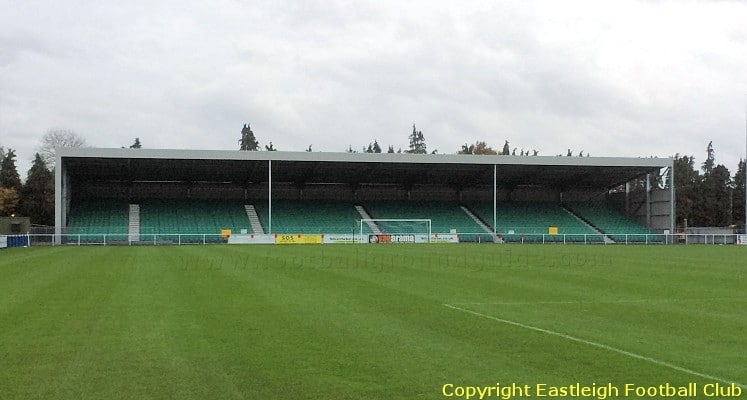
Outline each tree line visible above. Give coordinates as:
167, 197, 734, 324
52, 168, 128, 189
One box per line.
672, 142, 745, 228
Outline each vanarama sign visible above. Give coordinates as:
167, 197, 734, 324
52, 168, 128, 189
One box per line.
368, 234, 415, 243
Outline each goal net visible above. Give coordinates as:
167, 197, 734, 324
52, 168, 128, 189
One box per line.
360, 219, 432, 237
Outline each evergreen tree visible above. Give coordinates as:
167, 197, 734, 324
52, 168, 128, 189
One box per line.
239, 123, 260, 151
696, 164, 731, 226
733, 159, 745, 229
501, 141, 510, 155
19, 153, 54, 225
672, 154, 699, 226
306, 145, 313, 152
372, 140, 382, 153
130, 138, 142, 149
387, 145, 395, 154
406, 124, 427, 154
691, 142, 732, 226
0, 149, 22, 193
365, 143, 374, 153
701, 141, 715, 174
265, 142, 276, 151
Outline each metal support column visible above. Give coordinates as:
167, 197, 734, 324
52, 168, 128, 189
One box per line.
670, 165, 676, 234
493, 164, 497, 234
646, 173, 651, 228
268, 159, 272, 234
625, 181, 630, 214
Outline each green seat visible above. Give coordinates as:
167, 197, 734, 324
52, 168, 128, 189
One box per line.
567, 202, 653, 242
363, 201, 486, 235
67, 201, 129, 242
254, 201, 363, 234
468, 202, 597, 242
140, 200, 251, 242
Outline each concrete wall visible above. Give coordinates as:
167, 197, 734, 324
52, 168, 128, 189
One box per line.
609, 187, 673, 232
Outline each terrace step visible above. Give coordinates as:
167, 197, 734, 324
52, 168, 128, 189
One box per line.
561, 205, 614, 243
459, 205, 501, 243
245, 204, 265, 234
354, 205, 383, 235
128, 204, 140, 242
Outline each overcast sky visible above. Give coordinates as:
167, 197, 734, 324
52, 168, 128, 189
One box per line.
2, 0, 747, 177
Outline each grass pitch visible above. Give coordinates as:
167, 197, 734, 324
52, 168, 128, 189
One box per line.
0, 244, 745, 399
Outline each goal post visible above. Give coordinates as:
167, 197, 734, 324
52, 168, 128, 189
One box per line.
360, 219, 432, 242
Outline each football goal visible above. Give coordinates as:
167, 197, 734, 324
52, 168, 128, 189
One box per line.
359, 219, 432, 238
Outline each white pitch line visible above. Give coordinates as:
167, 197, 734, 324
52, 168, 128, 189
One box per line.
452, 297, 747, 306
443, 303, 747, 389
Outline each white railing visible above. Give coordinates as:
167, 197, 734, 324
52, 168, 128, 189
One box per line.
4, 232, 742, 247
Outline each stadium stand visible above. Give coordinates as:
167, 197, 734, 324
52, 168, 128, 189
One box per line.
468, 202, 600, 242
64, 197, 655, 245
253, 200, 365, 234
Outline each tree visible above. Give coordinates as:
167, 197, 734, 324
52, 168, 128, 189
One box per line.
372, 140, 382, 153
457, 141, 498, 155
696, 163, 731, 226
501, 141, 510, 155
239, 123, 260, 151
689, 142, 732, 226
458, 143, 475, 154
0, 188, 19, 216
265, 142, 276, 151
306, 145, 313, 152
39, 129, 87, 169
671, 154, 699, 226
406, 124, 427, 154
19, 153, 54, 225
733, 159, 745, 229
0, 149, 22, 193
387, 145, 395, 154
130, 138, 142, 149
702, 141, 715, 175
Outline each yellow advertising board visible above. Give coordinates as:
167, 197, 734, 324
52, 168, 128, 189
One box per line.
275, 234, 323, 244
548, 227, 558, 235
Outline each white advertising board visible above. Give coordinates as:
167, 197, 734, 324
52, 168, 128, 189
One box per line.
322, 234, 358, 244
227, 234, 276, 244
